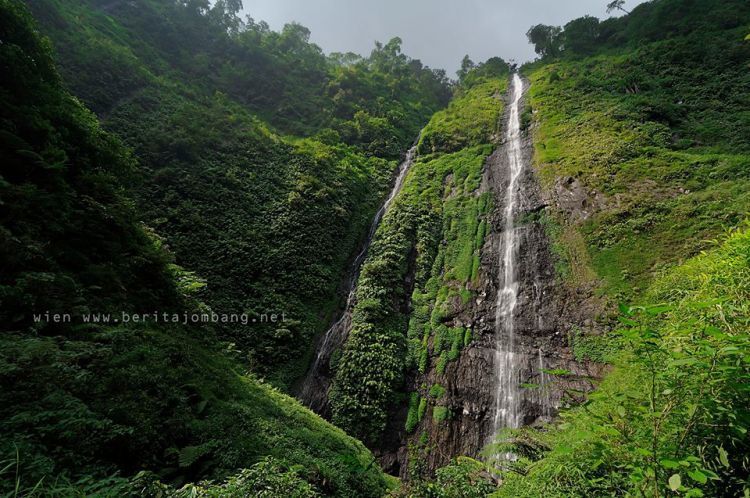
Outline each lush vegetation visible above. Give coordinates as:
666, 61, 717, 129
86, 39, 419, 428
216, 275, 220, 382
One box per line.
525, 2, 750, 299
493, 227, 750, 497
329, 70, 508, 443
27, 0, 452, 386
3, 0, 749, 495
400, 0, 750, 496
393, 457, 497, 497
0, 1, 409, 495
473, 1, 750, 496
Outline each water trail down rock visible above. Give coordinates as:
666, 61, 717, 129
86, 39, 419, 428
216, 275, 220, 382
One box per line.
537, 348, 553, 420
298, 143, 419, 413
493, 73, 525, 434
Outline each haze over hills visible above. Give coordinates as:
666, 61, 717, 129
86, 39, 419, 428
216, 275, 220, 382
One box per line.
1, 0, 749, 496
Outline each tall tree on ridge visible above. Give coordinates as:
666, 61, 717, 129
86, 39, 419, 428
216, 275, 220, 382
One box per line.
606, 0, 631, 15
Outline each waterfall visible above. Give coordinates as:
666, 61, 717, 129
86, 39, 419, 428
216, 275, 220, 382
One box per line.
298, 142, 419, 411
492, 73, 525, 434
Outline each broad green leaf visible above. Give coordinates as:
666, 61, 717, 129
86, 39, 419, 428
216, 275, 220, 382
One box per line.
719, 447, 730, 468
618, 302, 631, 316
669, 473, 682, 491
688, 469, 708, 484
645, 304, 672, 315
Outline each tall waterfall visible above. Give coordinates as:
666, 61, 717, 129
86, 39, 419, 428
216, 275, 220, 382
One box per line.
492, 73, 525, 434
298, 143, 419, 411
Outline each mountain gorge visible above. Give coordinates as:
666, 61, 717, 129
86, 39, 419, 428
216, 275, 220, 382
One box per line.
1, 0, 749, 496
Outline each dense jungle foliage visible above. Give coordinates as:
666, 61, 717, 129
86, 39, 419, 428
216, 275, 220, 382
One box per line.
2, 0, 750, 495
0, 0, 455, 495
26, 0, 452, 386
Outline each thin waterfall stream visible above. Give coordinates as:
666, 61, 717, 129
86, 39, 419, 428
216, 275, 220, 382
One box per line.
492, 73, 525, 434
298, 142, 419, 412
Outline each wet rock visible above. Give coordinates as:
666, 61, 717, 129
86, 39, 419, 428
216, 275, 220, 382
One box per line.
387, 77, 605, 478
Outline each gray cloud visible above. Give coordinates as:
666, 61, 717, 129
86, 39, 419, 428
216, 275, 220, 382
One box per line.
241, 0, 647, 75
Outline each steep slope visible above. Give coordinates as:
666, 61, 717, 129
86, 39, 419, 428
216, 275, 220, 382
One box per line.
0, 2, 387, 495
397, 0, 750, 495
27, 0, 451, 386
494, 228, 750, 497
526, 3, 750, 301
320, 62, 528, 475
459, 0, 750, 496
328, 75, 507, 445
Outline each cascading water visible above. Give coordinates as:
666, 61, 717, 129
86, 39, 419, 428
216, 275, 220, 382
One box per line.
492, 73, 525, 435
298, 142, 419, 412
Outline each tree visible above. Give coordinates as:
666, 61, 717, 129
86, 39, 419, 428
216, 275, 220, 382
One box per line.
210, 0, 244, 34
481, 57, 510, 76
606, 0, 631, 15
456, 54, 475, 82
370, 37, 407, 75
562, 16, 601, 55
456, 56, 510, 87
526, 24, 563, 59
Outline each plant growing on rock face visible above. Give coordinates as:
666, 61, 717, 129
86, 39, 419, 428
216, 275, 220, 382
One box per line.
418, 397, 428, 422
433, 406, 450, 423
405, 393, 422, 433
429, 384, 446, 399
330, 78, 506, 443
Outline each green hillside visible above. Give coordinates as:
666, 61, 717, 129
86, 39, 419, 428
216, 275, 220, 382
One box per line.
526, 0, 750, 299
26, 0, 451, 386
478, 1, 750, 496
329, 72, 508, 443
0, 1, 401, 495
2, 0, 749, 496
399, 1, 750, 496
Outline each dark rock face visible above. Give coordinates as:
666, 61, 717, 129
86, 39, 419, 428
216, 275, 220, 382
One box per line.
305, 79, 606, 479
554, 176, 606, 221
390, 78, 604, 477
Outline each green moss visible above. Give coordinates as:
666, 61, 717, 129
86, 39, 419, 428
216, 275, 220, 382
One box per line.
429, 384, 447, 399
405, 392, 422, 433
330, 78, 506, 442
418, 79, 505, 154
432, 406, 450, 423
436, 351, 449, 375
417, 397, 428, 422
463, 328, 473, 347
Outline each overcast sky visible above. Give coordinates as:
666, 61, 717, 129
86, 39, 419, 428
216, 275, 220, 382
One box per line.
240, 0, 648, 75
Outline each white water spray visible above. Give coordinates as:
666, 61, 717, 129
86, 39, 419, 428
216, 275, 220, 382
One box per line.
492, 73, 525, 434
